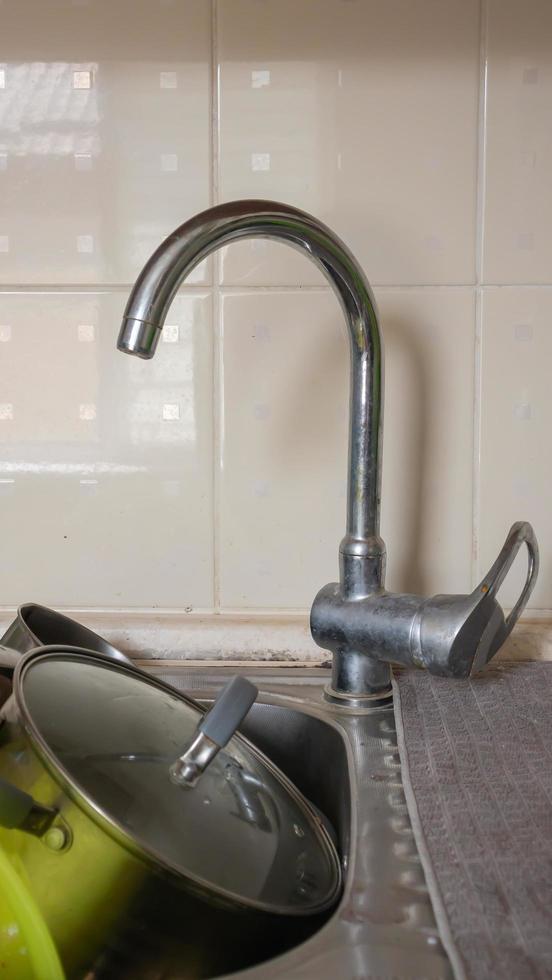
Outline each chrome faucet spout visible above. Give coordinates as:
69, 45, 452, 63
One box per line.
118, 199, 386, 602
119, 200, 539, 703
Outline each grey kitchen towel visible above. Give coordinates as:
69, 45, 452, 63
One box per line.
394, 662, 552, 980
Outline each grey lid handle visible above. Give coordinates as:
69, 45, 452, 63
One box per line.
170, 675, 258, 788
199, 676, 258, 746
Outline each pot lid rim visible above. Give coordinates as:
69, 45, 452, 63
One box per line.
12, 645, 342, 916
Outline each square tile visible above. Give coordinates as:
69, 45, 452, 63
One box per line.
0, 0, 211, 284
479, 288, 551, 609
0, 289, 214, 607
483, 0, 552, 283
219, 287, 475, 609
218, 0, 479, 286
379, 287, 475, 597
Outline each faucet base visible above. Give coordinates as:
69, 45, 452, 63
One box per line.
324, 649, 392, 706
323, 686, 393, 709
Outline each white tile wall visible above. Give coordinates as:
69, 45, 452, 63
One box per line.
218, 0, 480, 287
0, 291, 214, 607
0, 0, 549, 614
220, 288, 474, 609
483, 0, 552, 284
479, 288, 551, 610
0, 0, 211, 284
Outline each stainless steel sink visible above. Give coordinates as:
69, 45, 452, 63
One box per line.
111, 664, 450, 980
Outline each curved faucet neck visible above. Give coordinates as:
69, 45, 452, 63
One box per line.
118, 200, 386, 599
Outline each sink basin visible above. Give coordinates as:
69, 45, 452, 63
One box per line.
95, 665, 453, 980
238, 695, 351, 862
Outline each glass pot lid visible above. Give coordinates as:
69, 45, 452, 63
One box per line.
16, 650, 341, 915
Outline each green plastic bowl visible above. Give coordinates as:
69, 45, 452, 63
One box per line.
0, 846, 65, 980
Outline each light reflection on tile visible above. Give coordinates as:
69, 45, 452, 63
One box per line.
77, 323, 95, 342
0, 0, 549, 620
76, 235, 94, 254
0, 1, 211, 285
0, 290, 214, 608
72, 69, 92, 89
162, 402, 180, 421
250, 152, 270, 172
251, 69, 270, 88
163, 324, 180, 343
79, 403, 97, 421
159, 70, 177, 89
160, 153, 178, 172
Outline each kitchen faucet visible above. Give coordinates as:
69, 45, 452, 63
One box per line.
118, 200, 538, 704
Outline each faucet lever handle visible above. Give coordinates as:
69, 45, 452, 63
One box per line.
417, 521, 539, 678
474, 520, 539, 640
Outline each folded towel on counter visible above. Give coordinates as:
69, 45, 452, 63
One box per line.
394, 662, 552, 980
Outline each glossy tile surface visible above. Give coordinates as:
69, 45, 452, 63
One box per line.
379, 288, 475, 599
218, 0, 480, 287
479, 288, 550, 610
0, 0, 211, 284
0, 0, 549, 618
0, 291, 214, 608
219, 288, 474, 609
483, 0, 552, 284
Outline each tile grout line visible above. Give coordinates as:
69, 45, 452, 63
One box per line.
0, 604, 550, 619
2, 282, 552, 295
472, 0, 489, 588
210, 0, 222, 615
473, 291, 483, 589
474, 0, 489, 290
